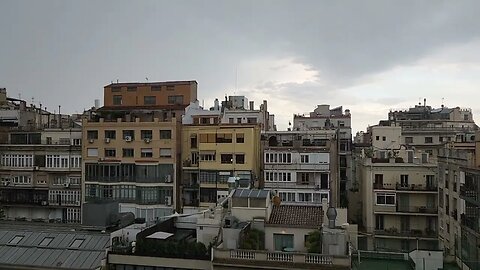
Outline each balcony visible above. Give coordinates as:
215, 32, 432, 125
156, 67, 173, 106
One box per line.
212, 249, 350, 269
395, 183, 437, 192
375, 228, 437, 239
461, 215, 480, 233
396, 205, 438, 215
460, 185, 480, 204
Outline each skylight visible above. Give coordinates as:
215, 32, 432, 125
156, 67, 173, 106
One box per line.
9, 235, 24, 245
70, 238, 84, 248
39, 237, 54, 246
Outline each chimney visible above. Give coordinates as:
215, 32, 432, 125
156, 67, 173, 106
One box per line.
424, 98, 426, 107
94, 99, 100, 109
214, 98, 219, 110
326, 207, 337, 229
249, 101, 254, 110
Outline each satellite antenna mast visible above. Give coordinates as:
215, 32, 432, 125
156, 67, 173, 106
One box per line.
234, 65, 238, 95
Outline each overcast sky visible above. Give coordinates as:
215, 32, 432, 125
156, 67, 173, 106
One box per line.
1, 1, 480, 132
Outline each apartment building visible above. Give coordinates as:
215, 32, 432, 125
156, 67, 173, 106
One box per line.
181, 101, 261, 209
387, 101, 476, 160
221, 96, 276, 131
358, 149, 439, 252
0, 128, 82, 223
83, 81, 197, 223
293, 104, 352, 207
262, 130, 338, 205
437, 144, 475, 263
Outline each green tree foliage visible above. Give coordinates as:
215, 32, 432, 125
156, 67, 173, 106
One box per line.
239, 229, 265, 250
305, 230, 322, 253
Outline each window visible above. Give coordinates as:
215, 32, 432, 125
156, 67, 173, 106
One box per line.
221, 154, 233, 164
320, 173, 329, 189
105, 130, 116, 139
141, 148, 153, 158
160, 148, 172, 157
229, 118, 234, 124
168, 95, 184, 104
300, 154, 309, 163
87, 130, 98, 140
111, 86, 121, 92
274, 234, 294, 251
123, 130, 135, 140
236, 133, 244, 143
113, 95, 122, 105
87, 148, 98, 157
375, 215, 384, 230
105, 149, 116, 157
151, 85, 161, 91
235, 154, 245, 164
9, 235, 24, 245
247, 118, 257, 124
200, 153, 215, 161
144, 96, 156, 105
199, 134, 216, 143
237, 118, 242, 124
376, 136, 380, 141
1, 154, 33, 168
216, 133, 232, 143
425, 137, 433, 143
39, 237, 54, 246
72, 138, 81, 146
166, 85, 175, 91
279, 192, 296, 202
160, 130, 172, 139
70, 239, 85, 248
300, 172, 310, 185
141, 130, 153, 140
376, 193, 395, 205
123, 148, 134, 157
400, 174, 409, 187
127, 86, 137, 92
46, 137, 52, 144
405, 137, 413, 144
382, 136, 386, 141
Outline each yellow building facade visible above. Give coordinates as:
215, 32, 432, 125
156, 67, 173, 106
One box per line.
181, 122, 261, 209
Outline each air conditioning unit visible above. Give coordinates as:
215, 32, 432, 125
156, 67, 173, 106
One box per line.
41, 201, 48, 206
144, 138, 151, 144
164, 175, 172, 183
75, 200, 81, 206
2, 181, 9, 186
104, 138, 110, 143
88, 139, 95, 143
33, 166, 39, 171
124, 136, 132, 142
64, 183, 70, 188
165, 196, 172, 206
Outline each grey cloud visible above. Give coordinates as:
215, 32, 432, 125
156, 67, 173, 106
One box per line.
1, 0, 480, 128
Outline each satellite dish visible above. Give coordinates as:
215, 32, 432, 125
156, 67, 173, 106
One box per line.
272, 196, 281, 206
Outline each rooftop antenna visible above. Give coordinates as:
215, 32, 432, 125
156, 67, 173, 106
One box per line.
441, 97, 445, 108
18, 93, 21, 100
145, 77, 148, 81
116, 79, 119, 83
234, 65, 238, 95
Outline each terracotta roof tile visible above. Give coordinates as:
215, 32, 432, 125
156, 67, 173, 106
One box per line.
267, 205, 323, 228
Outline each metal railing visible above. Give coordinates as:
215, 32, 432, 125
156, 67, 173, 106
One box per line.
213, 248, 349, 267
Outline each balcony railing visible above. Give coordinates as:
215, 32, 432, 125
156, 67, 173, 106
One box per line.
461, 215, 480, 232
396, 205, 438, 214
213, 248, 350, 268
460, 185, 479, 202
395, 183, 437, 191
375, 228, 437, 238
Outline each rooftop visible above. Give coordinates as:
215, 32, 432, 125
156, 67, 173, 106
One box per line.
0, 226, 109, 270
104, 80, 197, 88
267, 205, 323, 228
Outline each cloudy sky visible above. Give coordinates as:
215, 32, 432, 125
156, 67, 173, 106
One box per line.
1, 0, 480, 132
